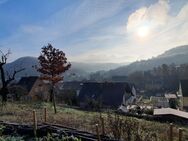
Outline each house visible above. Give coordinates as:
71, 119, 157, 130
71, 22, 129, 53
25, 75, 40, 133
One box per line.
78, 82, 136, 109
165, 93, 177, 99
178, 80, 188, 111
55, 81, 83, 104
17, 76, 51, 101
150, 96, 169, 108
17, 76, 38, 93
57, 81, 83, 96
164, 93, 179, 109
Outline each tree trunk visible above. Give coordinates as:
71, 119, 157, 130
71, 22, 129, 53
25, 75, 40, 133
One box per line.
49, 91, 53, 102
1, 88, 8, 103
51, 86, 57, 114
0, 66, 8, 104
0, 66, 6, 86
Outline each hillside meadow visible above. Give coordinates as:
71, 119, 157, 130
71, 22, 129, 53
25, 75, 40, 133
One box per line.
0, 102, 187, 141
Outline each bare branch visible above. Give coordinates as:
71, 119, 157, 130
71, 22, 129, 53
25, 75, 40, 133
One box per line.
6, 70, 11, 80
0, 49, 11, 65
5, 68, 25, 85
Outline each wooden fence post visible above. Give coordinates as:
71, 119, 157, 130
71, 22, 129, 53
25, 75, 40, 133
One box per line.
101, 117, 105, 136
169, 123, 173, 141
44, 108, 47, 123
178, 128, 183, 141
95, 124, 101, 141
33, 110, 37, 137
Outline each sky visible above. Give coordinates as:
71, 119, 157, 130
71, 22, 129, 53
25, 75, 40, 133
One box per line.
0, 0, 188, 63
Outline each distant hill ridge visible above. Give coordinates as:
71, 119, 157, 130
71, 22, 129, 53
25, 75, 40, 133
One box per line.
104, 45, 188, 76
4, 56, 126, 81
159, 45, 188, 58
4, 45, 188, 80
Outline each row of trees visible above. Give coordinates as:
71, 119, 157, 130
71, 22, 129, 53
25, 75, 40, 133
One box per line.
89, 63, 188, 96
128, 63, 188, 94
0, 44, 71, 113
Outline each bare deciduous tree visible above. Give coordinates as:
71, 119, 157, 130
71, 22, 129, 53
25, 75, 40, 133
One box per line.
0, 50, 24, 104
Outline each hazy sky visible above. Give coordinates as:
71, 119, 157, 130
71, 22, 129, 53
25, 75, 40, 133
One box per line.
0, 0, 188, 63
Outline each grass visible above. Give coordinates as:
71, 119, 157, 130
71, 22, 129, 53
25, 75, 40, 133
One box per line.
0, 102, 188, 141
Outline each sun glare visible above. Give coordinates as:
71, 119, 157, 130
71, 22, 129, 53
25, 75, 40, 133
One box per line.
137, 26, 150, 38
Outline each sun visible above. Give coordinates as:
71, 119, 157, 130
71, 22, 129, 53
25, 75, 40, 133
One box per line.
137, 26, 150, 38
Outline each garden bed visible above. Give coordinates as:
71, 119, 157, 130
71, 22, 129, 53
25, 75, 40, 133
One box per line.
0, 121, 118, 141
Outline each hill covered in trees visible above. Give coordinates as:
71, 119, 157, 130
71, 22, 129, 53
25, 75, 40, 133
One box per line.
128, 63, 188, 94
102, 45, 188, 77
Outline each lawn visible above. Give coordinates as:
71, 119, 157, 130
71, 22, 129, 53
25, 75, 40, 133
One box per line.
0, 102, 188, 141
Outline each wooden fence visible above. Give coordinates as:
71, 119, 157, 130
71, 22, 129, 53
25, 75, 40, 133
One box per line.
0, 108, 186, 141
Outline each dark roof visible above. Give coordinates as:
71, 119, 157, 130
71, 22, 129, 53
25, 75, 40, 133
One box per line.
111, 76, 128, 82
61, 82, 83, 91
17, 76, 38, 92
181, 80, 188, 97
78, 82, 134, 107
